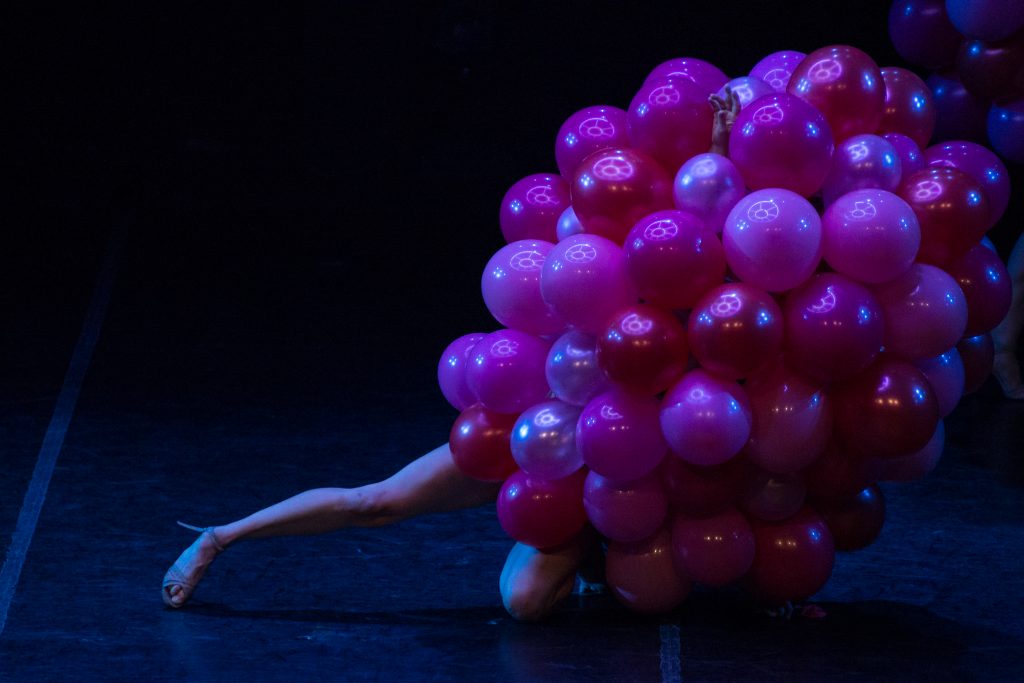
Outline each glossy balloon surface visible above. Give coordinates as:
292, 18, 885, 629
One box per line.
499, 173, 570, 244
821, 134, 902, 206
671, 507, 754, 586
788, 45, 885, 141
877, 67, 936, 148
576, 388, 668, 482
583, 470, 668, 543
644, 57, 729, 95
482, 239, 564, 336
606, 529, 691, 614
497, 469, 587, 550
555, 105, 630, 180
883, 133, 926, 181
660, 370, 751, 467
946, 0, 1024, 42
749, 50, 806, 92
597, 303, 689, 395
545, 330, 610, 407
888, 0, 962, 69
945, 244, 1013, 336
556, 206, 584, 242
661, 456, 746, 518
927, 72, 989, 143
955, 34, 1024, 101
898, 166, 990, 265
688, 283, 784, 380
988, 100, 1024, 164
821, 189, 920, 284
872, 263, 968, 360
923, 140, 1011, 229
466, 329, 551, 414
510, 400, 584, 481
672, 153, 745, 234
915, 349, 965, 417
876, 420, 945, 482
628, 78, 714, 173
438, 332, 487, 411
815, 484, 886, 551
449, 404, 519, 482
746, 507, 835, 605
958, 333, 995, 394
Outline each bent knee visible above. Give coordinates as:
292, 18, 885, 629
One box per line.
503, 586, 556, 622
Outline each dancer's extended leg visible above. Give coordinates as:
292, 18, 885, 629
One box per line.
993, 233, 1024, 399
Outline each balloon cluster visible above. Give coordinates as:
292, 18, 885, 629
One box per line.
889, 0, 1024, 161
437, 44, 1013, 613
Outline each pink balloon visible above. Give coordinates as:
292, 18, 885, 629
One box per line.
822, 189, 921, 284
872, 263, 968, 360
437, 332, 487, 411
729, 93, 835, 197
783, 273, 885, 383
945, 243, 1014, 336
540, 233, 637, 335
875, 420, 945, 482
555, 105, 630, 180
882, 133, 926, 182
788, 45, 886, 142
545, 330, 610, 407
497, 469, 587, 550
661, 455, 746, 518
577, 388, 668, 482
923, 141, 1012, 229
739, 467, 808, 522
644, 57, 729, 95
722, 188, 823, 292
466, 329, 551, 414
628, 78, 714, 173
688, 282, 784, 380
570, 147, 674, 244
672, 153, 746, 234
510, 400, 584, 481
499, 173, 570, 243
583, 470, 668, 543
481, 240, 565, 336
914, 348, 965, 417
744, 358, 833, 474
605, 529, 691, 614
556, 206, 584, 241
624, 209, 726, 309
749, 50, 806, 92
671, 507, 754, 586
716, 76, 775, 110
877, 67, 936, 148
660, 369, 752, 467
821, 134, 902, 206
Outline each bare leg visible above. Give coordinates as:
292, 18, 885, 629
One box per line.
162, 443, 499, 607
499, 527, 599, 622
993, 233, 1024, 399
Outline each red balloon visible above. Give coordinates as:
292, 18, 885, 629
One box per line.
897, 166, 991, 266
688, 283, 784, 380
660, 455, 746, 518
746, 506, 836, 605
833, 356, 940, 458
628, 78, 714, 174
449, 404, 519, 482
815, 485, 886, 551
957, 333, 996, 394
496, 468, 587, 550
597, 303, 689, 395
945, 244, 1014, 336
955, 33, 1024, 102
804, 439, 880, 501
875, 420, 945, 482
671, 507, 755, 586
570, 148, 674, 244
788, 45, 886, 141
738, 466, 807, 522
605, 529, 691, 614
877, 67, 936, 148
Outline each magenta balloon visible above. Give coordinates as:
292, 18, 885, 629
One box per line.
466, 329, 551, 414
661, 455, 747, 518
739, 468, 808, 522
437, 332, 487, 411
671, 508, 754, 586
744, 358, 833, 474
554, 105, 630, 180
883, 133, 927, 182
497, 469, 587, 550
688, 282, 785, 380
545, 330, 610, 407
822, 189, 921, 284
499, 173, 571, 244
716, 76, 775, 111
722, 188, 823, 292
872, 263, 968, 360
583, 470, 668, 543
875, 420, 945, 482
749, 50, 806, 92
660, 369, 752, 467
628, 78, 714, 173
946, 0, 1024, 41
605, 529, 691, 614
729, 94, 835, 197
783, 273, 885, 383
672, 153, 746, 234
822, 134, 903, 206
915, 349, 965, 417
878, 67, 937, 149
946, 243, 1013, 335
924, 140, 1012, 228
888, 0, 962, 69
540, 233, 637, 334
481, 240, 565, 336
576, 388, 668, 482
988, 100, 1024, 164
926, 72, 989, 144
644, 57, 729, 95
556, 206, 584, 242
624, 209, 726, 310
787, 45, 886, 142
510, 400, 584, 480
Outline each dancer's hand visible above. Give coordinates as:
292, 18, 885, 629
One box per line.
709, 86, 740, 156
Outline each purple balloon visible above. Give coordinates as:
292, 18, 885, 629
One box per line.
716, 76, 775, 110
915, 348, 965, 417
672, 153, 746, 234
722, 188, 823, 292
510, 400, 584, 480
946, 0, 1024, 42
749, 50, 806, 92
466, 329, 551, 414
556, 206, 584, 241
872, 263, 968, 360
988, 100, 1024, 164
739, 468, 808, 522
437, 332, 487, 411
822, 189, 921, 284
927, 72, 989, 144
888, 0, 962, 69
923, 140, 1012, 228
729, 93, 835, 197
660, 370, 752, 467
577, 388, 668, 482
644, 57, 729, 95
883, 132, 926, 182
481, 240, 565, 336
545, 330, 610, 407
822, 134, 902, 206
583, 470, 668, 543
540, 233, 637, 335
555, 105, 630, 180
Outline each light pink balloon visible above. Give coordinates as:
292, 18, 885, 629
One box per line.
660, 370, 751, 467
872, 263, 968, 360
749, 50, 806, 92
576, 388, 668, 482
465, 329, 551, 414
583, 470, 668, 543
672, 153, 746, 234
437, 332, 487, 411
821, 134, 902, 206
722, 188, 823, 292
821, 189, 920, 284
914, 348, 965, 417
544, 330, 610, 407
481, 240, 565, 336
605, 529, 691, 614
876, 420, 945, 482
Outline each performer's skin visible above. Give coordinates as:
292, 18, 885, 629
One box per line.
161, 90, 742, 619
993, 232, 1024, 400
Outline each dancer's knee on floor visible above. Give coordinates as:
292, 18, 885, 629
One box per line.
502, 582, 556, 622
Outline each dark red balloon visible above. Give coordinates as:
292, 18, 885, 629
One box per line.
958, 333, 996, 394
671, 507, 755, 586
956, 33, 1024, 102
496, 468, 587, 550
897, 166, 991, 266
738, 467, 807, 522
788, 45, 885, 141
597, 303, 689, 395
877, 67, 936, 148
449, 404, 519, 482
660, 455, 746, 518
815, 485, 886, 551
688, 282, 784, 380
606, 529, 691, 614
833, 356, 940, 458
945, 244, 1014, 336
926, 72, 990, 144
628, 77, 714, 174
746, 506, 836, 605
804, 439, 880, 501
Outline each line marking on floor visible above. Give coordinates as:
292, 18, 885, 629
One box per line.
660, 622, 682, 683
0, 216, 127, 637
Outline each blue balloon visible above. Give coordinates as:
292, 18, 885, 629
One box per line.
946, 0, 1024, 42
987, 100, 1024, 163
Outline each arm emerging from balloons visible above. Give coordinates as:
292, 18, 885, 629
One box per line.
708, 86, 740, 156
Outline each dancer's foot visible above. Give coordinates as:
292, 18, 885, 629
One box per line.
161, 523, 225, 608
993, 351, 1024, 400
